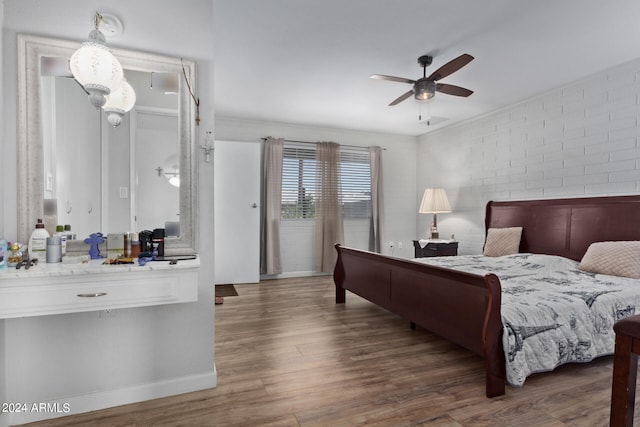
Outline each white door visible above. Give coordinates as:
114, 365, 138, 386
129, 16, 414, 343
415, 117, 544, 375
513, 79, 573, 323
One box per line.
214, 141, 261, 284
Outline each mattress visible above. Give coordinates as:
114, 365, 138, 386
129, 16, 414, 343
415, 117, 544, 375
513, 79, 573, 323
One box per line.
414, 253, 640, 386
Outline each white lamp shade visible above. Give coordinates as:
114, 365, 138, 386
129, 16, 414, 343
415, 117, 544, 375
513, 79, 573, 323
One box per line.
70, 37, 123, 107
103, 79, 136, 127
419, 188, 452, 213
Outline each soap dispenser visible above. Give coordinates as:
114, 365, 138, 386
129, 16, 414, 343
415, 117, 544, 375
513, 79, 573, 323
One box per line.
28, 218, 50, 261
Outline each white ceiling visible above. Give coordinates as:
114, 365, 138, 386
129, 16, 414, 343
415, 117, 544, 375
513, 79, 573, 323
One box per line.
213, 0, 640, 137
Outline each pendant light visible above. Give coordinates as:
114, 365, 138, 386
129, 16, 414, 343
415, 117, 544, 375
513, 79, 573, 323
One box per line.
103, 78, 136, 127
70, 12, 124, 108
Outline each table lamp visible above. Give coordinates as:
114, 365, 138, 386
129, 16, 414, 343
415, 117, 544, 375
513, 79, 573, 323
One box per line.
419, 188, 451, 239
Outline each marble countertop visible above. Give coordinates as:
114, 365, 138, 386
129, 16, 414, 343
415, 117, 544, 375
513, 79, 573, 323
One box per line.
0, 256, 200, 280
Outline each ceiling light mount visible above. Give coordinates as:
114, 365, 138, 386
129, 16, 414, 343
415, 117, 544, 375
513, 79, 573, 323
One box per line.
417, 55, 433, 69
97, 13, 124, 39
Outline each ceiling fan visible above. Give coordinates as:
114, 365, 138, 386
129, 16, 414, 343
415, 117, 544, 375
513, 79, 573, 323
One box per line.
371, 53, 474, 106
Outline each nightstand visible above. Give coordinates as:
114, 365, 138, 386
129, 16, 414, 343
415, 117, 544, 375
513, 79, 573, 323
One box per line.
412, 240, 458, 258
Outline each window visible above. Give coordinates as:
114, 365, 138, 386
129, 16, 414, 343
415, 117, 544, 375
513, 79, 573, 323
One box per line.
281, 144, 371, 220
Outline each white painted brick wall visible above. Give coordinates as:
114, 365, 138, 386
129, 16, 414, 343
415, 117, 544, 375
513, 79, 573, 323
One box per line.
417, 57, 640, 254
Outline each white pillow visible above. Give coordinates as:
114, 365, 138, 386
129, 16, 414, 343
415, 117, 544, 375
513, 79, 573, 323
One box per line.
578, 241, 640, 279
483, 227, 522, 257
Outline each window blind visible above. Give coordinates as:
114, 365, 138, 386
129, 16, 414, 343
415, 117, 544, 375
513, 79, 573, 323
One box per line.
280, 143, 371, 220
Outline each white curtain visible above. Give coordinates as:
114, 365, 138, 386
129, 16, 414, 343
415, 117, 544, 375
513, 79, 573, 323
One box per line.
260, 137, 283, 274
369, 146, 384, 253
315, 141, 344, 272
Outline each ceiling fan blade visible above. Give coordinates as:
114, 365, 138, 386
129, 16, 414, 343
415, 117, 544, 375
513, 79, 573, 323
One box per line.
370, 74, 415, 84
389, 90, 414, 106
427, 53, 474, 81
436, 83, 473, 97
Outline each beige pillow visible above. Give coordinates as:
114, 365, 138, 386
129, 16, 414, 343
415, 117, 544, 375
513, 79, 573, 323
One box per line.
483, 227, 523, 257
578, 241, 640, 279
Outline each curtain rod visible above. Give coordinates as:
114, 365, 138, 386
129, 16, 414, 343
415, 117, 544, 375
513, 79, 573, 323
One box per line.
261, 137, 385, 150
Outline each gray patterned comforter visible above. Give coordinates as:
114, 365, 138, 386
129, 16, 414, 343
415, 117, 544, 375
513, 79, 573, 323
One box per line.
413, 253, 640, 386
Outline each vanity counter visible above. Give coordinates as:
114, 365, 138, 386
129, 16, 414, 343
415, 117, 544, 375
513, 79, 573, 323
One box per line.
0, 257, 200, 319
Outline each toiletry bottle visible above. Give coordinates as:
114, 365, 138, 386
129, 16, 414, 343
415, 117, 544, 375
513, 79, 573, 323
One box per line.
152, 228, 165, 258
123, 232, 130, 257
46, 235, 62, 263
130, 232, 141, 258
0, 238, 6, 269
28, 219, 50, 261
64, 224, 76, 241
55, 225, 67, 256
139, 230, 153, 255
7, 243, 22, 267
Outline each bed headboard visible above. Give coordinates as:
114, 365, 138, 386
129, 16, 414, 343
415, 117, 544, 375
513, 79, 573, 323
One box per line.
485, 195, 640, 261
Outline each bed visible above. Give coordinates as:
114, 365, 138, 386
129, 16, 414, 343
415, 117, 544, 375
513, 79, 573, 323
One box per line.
333, 195, 640, 397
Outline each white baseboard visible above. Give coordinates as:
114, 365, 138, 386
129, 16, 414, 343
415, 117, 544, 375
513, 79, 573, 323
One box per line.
4, 368, 217, 426
260, 271, 331, 280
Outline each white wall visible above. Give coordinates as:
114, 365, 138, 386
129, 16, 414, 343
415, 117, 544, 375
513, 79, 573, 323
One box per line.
1, 1, 215, 424
0, 1, 6, 411
215, 116, 419, 270
417, 57, 640, 254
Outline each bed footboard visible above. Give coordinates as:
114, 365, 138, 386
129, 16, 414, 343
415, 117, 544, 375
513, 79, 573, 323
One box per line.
333, 244, 506, 397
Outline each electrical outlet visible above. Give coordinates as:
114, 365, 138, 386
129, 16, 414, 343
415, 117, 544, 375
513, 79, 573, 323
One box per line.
398, 241, 403, 249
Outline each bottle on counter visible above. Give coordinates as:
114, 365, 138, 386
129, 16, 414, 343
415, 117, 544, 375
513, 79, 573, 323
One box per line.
123, 232, 130, 257
0, 239, 6, 269
64, 224, 76, 241
130, 232, 141, 258
7, 242, 23, 267
46, 235, 62, 263
152, 228, 165, 258
28, 219, 50, 261
55, 225, 67, 256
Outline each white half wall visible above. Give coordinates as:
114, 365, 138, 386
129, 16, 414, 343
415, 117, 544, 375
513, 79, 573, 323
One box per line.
417, 57, 640, 254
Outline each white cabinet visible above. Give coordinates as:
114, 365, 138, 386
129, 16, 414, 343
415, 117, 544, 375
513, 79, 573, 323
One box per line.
0, 258, 199, 319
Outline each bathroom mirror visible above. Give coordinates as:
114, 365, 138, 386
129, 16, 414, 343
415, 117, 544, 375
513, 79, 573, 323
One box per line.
17, 34, 198, 255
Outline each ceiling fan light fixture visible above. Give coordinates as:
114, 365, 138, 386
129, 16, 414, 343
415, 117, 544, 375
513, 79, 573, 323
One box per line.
414, 79, 435, 101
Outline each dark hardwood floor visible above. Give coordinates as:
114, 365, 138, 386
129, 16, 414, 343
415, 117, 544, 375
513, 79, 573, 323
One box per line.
20, 275, 638, 426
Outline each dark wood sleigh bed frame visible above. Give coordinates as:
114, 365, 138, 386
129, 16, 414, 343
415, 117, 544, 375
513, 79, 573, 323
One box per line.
333, 195, 640, 397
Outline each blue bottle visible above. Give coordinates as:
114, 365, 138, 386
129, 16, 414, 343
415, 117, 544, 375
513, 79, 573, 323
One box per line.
0, 239, 6, 269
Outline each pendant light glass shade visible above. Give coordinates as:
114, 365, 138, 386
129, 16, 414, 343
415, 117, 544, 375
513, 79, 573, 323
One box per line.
103, 78, 136, 127
70, 28, 123, 108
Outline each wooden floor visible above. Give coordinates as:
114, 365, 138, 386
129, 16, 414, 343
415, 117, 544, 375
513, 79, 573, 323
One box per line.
20, 276, 640, 426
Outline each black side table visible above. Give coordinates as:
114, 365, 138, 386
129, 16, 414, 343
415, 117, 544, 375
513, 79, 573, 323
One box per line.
412, 240, 458, 258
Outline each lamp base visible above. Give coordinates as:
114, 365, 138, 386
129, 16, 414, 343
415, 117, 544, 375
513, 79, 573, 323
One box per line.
429, 231, 440, 239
